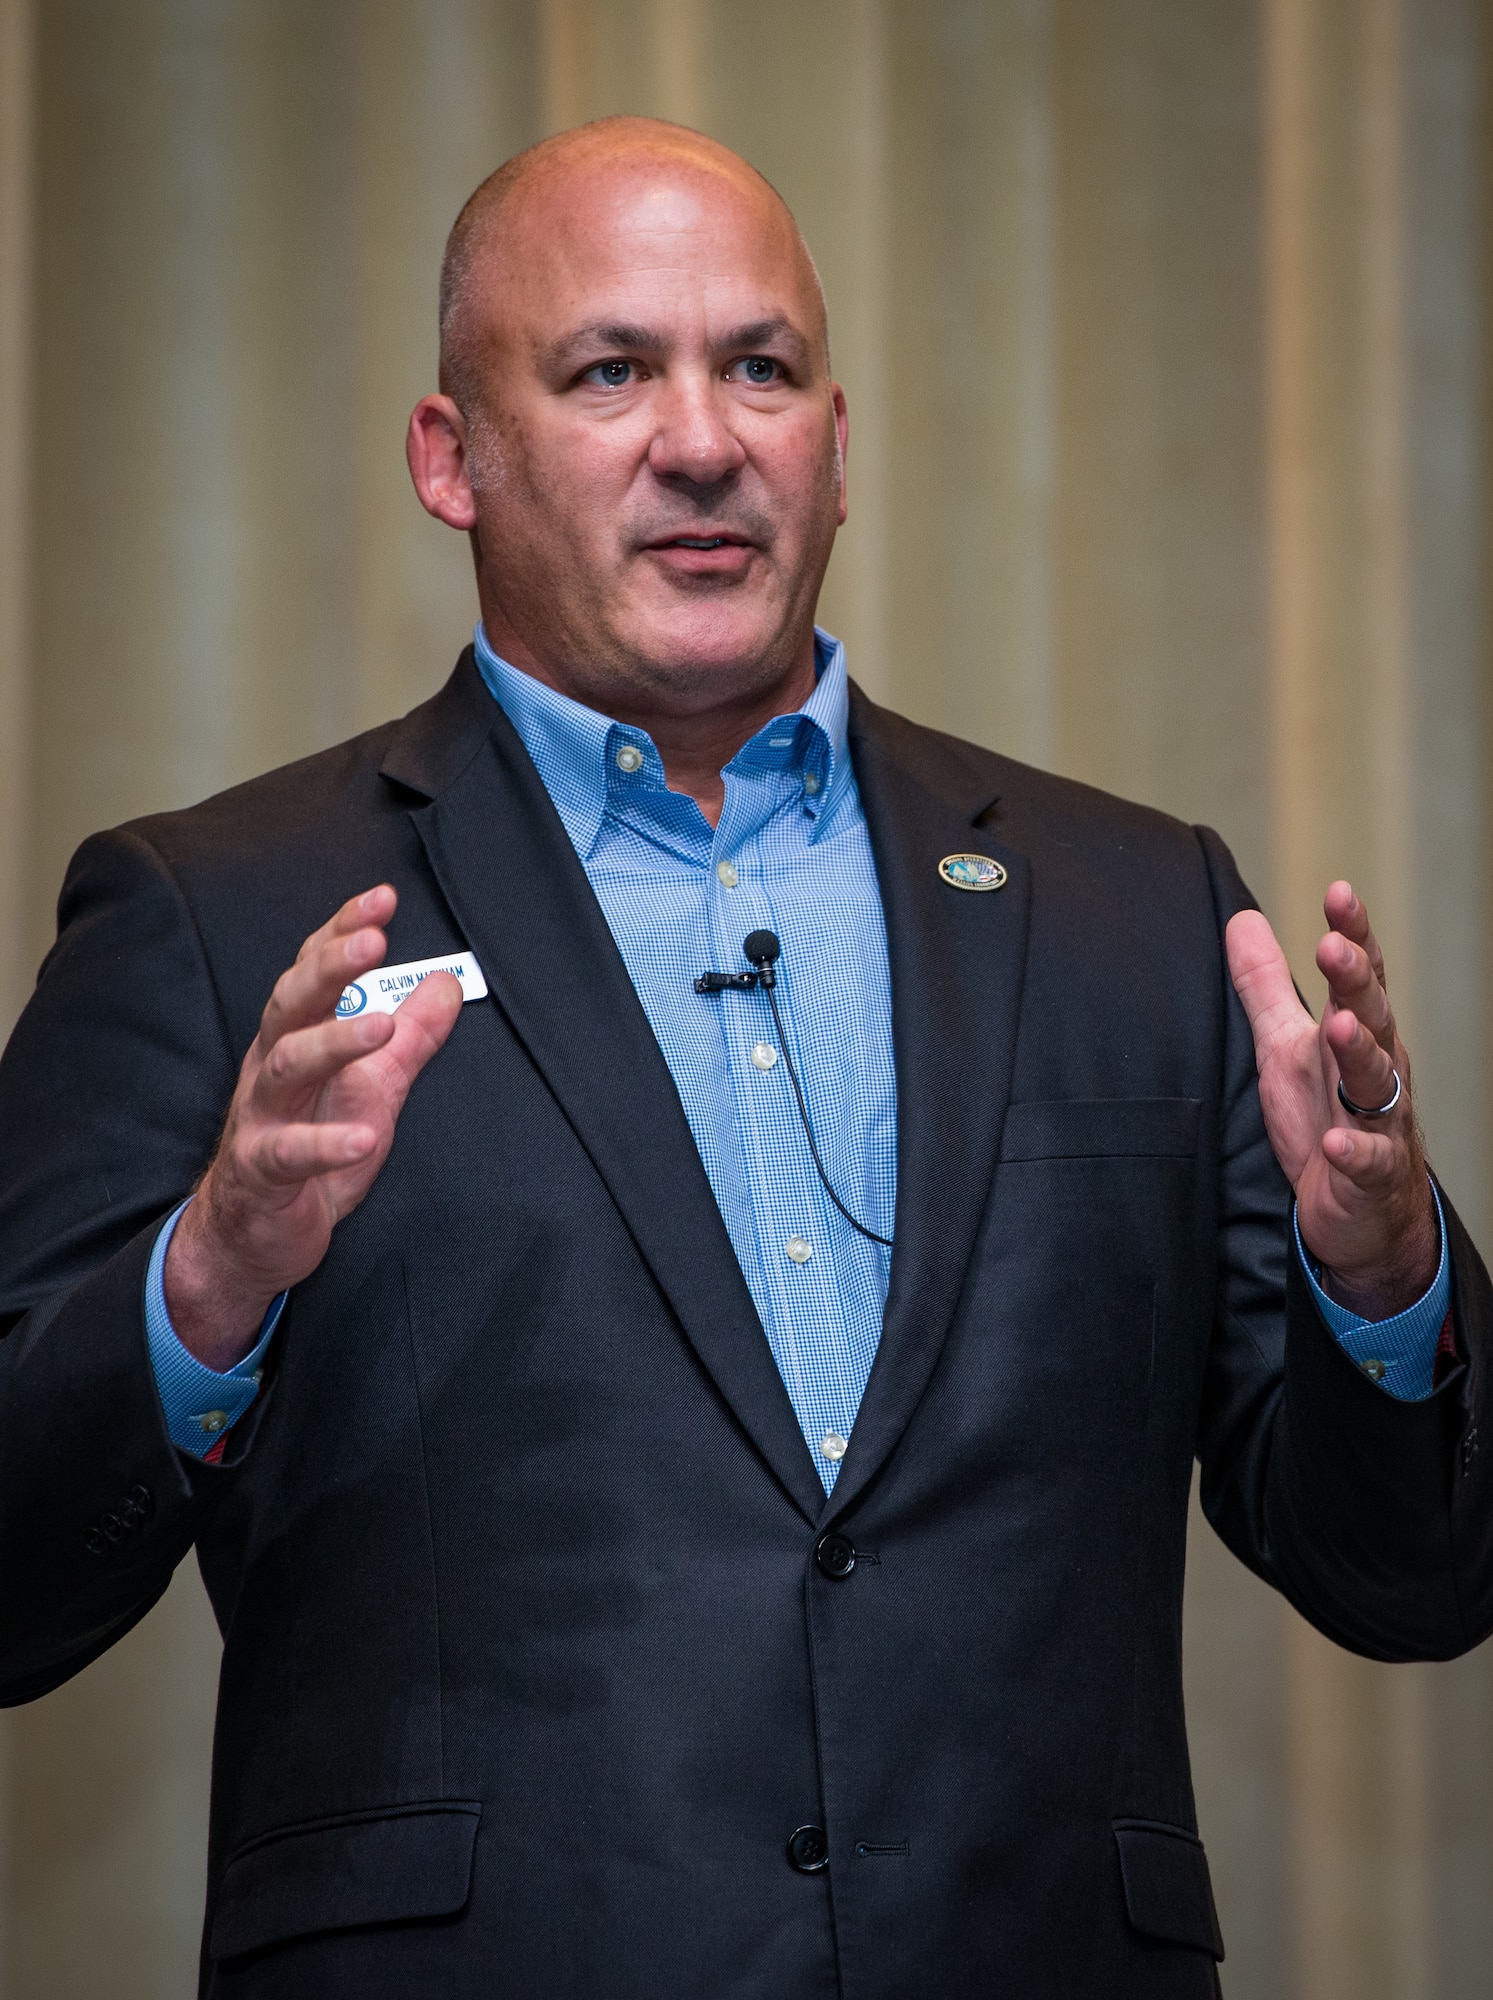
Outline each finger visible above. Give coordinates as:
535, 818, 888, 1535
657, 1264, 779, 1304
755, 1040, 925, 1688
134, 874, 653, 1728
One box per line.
1323, 880, 1387, 992
260, 915, 393, 1048
292, 885, 398, 967
253, 1009, 397, 1115
1315, 925, 1396, 1054
1320, 1122, 1403, 1190
373, 972, 465, 1091
1323, 1005, 1399, 1114
246, 1120, 381, 1186
1225, 910, 1312, 1058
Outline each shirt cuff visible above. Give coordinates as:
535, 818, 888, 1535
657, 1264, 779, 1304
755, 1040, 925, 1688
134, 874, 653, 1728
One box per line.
1294, 1180, 1451, 1401
144, 1199, 285, 1457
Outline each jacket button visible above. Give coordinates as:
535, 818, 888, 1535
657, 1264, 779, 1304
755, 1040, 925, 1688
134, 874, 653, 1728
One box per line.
815, 1533, 856, 1579
787, 1824, 829, 1872
82, 1527, 107, 1557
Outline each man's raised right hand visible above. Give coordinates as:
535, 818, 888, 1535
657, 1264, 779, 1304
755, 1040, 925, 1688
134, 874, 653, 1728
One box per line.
164, 885, 463, 1370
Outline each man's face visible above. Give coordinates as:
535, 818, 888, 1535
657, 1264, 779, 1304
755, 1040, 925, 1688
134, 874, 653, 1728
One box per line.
447, 158, 847, 718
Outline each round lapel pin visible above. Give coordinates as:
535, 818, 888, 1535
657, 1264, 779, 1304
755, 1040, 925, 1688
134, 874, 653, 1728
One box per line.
938, 852, 1007, 893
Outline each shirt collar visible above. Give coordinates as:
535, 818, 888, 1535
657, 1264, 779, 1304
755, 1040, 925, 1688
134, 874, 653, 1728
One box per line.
472, 624, 852, 861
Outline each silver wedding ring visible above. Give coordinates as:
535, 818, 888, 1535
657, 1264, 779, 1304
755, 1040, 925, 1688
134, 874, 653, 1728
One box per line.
1337, 1068, 1402, 1119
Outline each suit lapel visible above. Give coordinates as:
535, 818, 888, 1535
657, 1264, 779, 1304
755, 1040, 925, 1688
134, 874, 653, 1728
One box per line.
381, 655, 825, 1525
822, 690, 1031, 1524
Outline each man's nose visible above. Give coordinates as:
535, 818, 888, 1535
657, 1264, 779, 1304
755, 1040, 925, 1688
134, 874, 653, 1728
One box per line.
646, 374, 747, 486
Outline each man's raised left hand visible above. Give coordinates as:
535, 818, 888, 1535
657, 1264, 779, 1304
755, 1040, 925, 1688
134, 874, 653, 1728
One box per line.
1226, 881, 1439, 1321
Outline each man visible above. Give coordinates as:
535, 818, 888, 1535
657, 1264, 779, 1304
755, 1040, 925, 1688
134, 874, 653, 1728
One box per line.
1, 117, 1488, 1998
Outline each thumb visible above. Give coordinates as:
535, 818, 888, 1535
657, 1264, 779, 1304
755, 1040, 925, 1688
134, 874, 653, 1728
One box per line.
385, 971, 465, 1085
1225, 909, 1307, 1057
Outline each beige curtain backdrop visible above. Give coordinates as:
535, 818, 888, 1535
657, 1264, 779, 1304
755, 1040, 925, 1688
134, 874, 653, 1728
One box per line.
0, 3, 1488, 1994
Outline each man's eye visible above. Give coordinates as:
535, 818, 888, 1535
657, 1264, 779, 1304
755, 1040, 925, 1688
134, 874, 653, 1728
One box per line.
584, 359, 636, 388
731, 356, 781, 385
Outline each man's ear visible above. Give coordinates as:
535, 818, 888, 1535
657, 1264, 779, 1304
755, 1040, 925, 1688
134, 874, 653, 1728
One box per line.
407, 395, 477, 531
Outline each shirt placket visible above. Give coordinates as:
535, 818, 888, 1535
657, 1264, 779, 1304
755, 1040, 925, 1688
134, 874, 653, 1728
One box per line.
710, 768, 858, 1474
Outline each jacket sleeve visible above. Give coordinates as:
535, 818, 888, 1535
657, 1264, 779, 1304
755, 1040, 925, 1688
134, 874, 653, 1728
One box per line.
0, 828, 256, 1701
1193, 824, 1493, 1661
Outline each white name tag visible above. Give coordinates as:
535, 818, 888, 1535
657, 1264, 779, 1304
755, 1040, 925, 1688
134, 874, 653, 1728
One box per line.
335, 951, 488, 1019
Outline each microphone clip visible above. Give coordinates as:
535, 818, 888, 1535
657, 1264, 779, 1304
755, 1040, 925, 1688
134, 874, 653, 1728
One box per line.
693, 970, 761, 994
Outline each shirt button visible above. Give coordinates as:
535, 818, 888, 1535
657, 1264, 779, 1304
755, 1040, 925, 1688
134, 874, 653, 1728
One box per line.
785, 1236, 813, 1265
804, 772, 821, 795
197, 1410, 229, 1434
1361, 1357, 1386, 1383
751, 1042, 778, 1071
821, 1432, 847, 1462
716, 860, 739, 888
615, 743, 644, 773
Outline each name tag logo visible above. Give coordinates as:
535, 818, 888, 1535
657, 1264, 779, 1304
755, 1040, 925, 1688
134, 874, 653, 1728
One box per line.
336, 950, 488, 1019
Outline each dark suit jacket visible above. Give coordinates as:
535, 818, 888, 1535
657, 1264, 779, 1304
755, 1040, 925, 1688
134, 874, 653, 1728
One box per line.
2, 652, 1490, 1999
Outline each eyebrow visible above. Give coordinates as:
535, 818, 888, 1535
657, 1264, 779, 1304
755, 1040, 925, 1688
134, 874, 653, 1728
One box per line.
541, 316, 810, 372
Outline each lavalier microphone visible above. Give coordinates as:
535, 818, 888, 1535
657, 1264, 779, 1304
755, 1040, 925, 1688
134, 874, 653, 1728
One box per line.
691, 929, 780, 994
694, 932, 893, 1249
742, 930, 780, 986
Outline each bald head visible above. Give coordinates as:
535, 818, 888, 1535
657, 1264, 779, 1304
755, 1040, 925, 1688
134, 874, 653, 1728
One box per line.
438, 117, 828, 414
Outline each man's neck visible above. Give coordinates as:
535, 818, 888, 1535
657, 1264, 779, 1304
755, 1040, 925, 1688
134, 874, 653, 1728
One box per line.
478, 623, 820, 827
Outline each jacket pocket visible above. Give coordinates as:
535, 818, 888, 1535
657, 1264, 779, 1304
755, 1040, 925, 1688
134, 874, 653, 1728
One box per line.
1113, 1818, 1224, 1958
1000, 1097, 1201, 1162
210, 1799, 482, 1960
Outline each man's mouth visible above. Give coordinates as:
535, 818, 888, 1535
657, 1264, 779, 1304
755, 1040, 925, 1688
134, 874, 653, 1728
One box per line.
647, 533, 753, 552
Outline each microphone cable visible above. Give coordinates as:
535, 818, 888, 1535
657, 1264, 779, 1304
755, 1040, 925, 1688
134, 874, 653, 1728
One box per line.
694, 929, 893, 1248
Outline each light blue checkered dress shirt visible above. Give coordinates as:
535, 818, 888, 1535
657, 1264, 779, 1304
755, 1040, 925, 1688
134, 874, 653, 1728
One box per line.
146, 628, 1450, 1459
